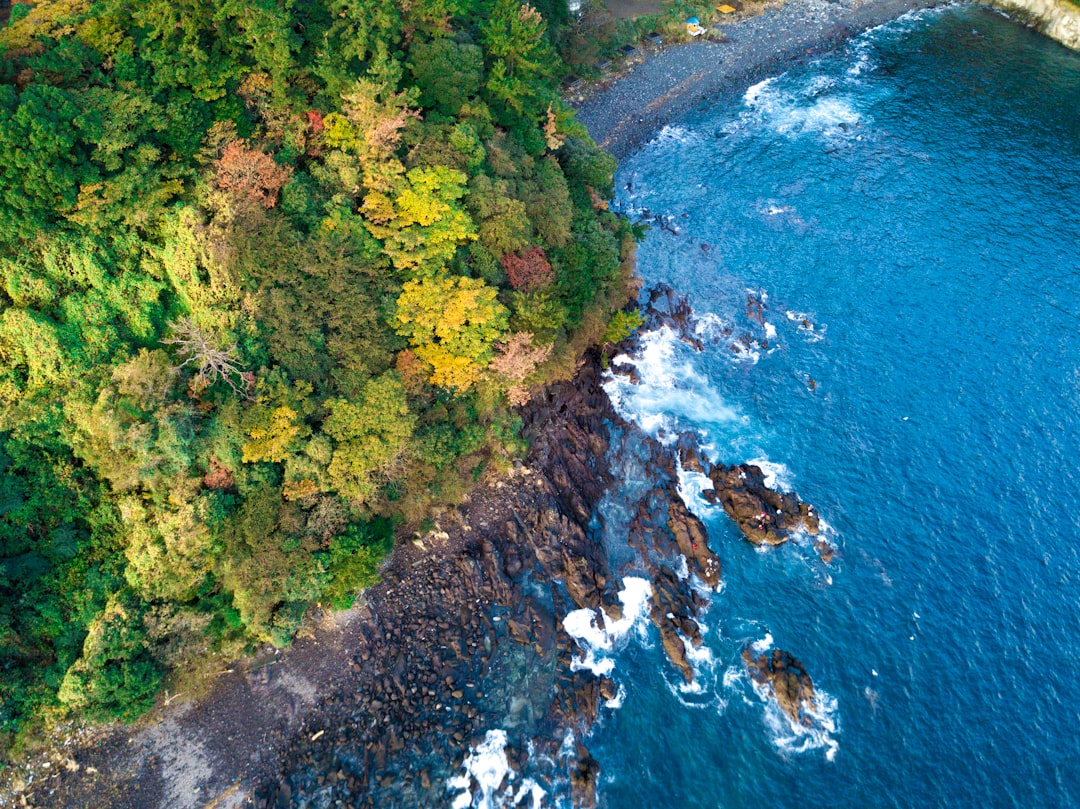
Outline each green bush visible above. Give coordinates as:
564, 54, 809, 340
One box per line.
323, 519, 395, 610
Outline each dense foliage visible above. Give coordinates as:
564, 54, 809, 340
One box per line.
0, 0, 635, 751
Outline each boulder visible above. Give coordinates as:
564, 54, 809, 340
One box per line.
742, 646, 817, 726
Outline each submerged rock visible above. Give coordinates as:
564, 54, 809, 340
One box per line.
742, 647, 817, 726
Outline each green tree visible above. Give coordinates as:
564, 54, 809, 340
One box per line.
323, 373, 416, 504
364, 165, 477, 275
408, 38, 484, 116
480, 0, 560, 121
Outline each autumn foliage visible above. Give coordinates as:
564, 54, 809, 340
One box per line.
490, 331, 552, 405
213, 140, 293, 208
501, 246, 554, 292
0, 0, 633, 744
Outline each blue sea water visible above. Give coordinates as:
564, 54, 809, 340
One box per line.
583, 5, 1080, 808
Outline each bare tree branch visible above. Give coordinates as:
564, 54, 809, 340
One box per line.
163, 318, 250, 398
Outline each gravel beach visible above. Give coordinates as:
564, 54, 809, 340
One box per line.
575, 0, 945, 159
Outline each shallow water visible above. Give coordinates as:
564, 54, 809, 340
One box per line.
590, 5, 1080, 807
444, 5, 1080, 807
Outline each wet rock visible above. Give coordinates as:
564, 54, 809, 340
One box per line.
639, 284, 703, 351
649, 567, 698, 683
814, 537, 835, 564
743, 647, 817, 726
598, 677, 617, 702
675, 433, 709, 476
703, 463, 820, 545
666, 499, 721, 587
570, 743, 600, 809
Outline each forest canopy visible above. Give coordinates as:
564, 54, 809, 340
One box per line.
0, 0, 635, 752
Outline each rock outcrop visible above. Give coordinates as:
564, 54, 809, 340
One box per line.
703, 463, 820, 546
990, 0, 1080, 51
743, 646, 818, 726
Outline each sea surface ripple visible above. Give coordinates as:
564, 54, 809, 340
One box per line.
584, 6, 1080, 807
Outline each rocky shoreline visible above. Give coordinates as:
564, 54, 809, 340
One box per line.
4, 1, 953, 806
574, 0, 947, 160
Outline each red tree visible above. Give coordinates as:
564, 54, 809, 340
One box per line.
213, 140, 293, 208
501, 246, 554, 292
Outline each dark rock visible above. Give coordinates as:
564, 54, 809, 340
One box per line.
742, 646, 817, 726
598, 677, 617, 702
704, 463, 820, 546
571, 743, 600, 808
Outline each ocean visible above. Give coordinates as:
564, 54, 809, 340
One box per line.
450, 5, 1080, 807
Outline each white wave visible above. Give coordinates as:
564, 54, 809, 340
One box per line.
763, 322, 777, 339
727, 340, 762, 365
558, 728, 576, 760
786, 310, 827, 342
694, 312, 734, 341
605, 683, 627, 710
750, 633, 775, 654
846, 39, 879, 78
744, 458, 793, 491
745, 636, 840, 761
562, 577, 653, 677
604, 327, 744, 444
513, 780, 546, 809
679, 633, 718, 695
760, 688, 841, 762
723, 665, 746, 690
675, 462, 716, 519
448, 729, 546, 809
674, 553, 690, 580
802, 75, 838, 97
744, 75, 863, 139
744, 77, 781, 106
649, 124, 703, 149
761, 203, 795, 216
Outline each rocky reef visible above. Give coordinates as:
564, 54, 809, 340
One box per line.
243, 347, 731, 809
703, 463, 820, 545
743, 646, 818, 727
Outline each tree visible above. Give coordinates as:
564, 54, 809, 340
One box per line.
501, 246, 553, 292
480, 0, 560, 120
322, 373, 416, 504
407, 38, 484, 116
364, 165, 477, 274
395, 274, 509, 391
489, 331, 551, 404
163, 318, 249, 396
0, 84, 86, 240
56, 590, 163, 722
213, 140, 293, 209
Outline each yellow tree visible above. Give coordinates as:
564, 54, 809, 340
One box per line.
363, 165, 477, 275
395, 274, 509, 391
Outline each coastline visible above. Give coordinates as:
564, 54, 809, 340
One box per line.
574, 0, 946, 161
3, 1, 956, 807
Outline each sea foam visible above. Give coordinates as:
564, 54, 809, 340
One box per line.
604, 326, 745, 444
447, 729, 546, 809
562, 577, 653, 677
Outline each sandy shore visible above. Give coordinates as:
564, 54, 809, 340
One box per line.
575, 0, 944, 160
